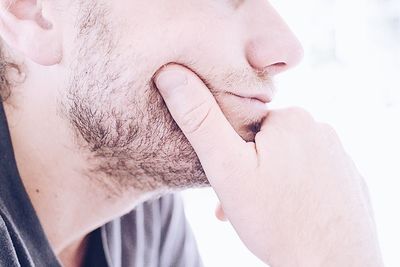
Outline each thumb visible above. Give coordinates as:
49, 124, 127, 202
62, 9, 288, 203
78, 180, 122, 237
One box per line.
154, 64, 250, 180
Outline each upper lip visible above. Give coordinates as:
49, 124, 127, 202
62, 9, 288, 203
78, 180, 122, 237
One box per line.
225, 91, 273, 104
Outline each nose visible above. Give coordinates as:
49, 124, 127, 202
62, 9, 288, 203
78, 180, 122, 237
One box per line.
243, 2, 304, 76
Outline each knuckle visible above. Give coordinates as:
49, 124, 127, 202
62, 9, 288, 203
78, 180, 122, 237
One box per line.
180, 99, 213, 134
266, 107, 315, 131
271, 107, 315, 122
285, 106, 306, 113
319, 123, 339, 138
287, 107, 314, 120
318, 123, 343, 150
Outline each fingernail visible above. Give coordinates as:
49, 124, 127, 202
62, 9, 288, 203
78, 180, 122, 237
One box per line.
155, 70, 188, 95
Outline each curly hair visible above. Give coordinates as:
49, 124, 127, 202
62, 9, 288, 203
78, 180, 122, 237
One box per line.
0, 44, 21, 102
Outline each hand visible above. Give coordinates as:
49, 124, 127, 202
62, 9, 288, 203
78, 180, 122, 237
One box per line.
215, 203, 227, 222
155, 64, 383, 267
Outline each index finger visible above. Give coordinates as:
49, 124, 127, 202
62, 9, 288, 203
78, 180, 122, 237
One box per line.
154, 64, 254, 180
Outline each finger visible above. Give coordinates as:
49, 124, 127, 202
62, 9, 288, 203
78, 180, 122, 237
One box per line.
215, 203, 228, 222
154, 64, 253, 181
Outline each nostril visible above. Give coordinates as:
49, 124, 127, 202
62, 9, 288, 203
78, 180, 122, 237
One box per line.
254, 62, 287, 77
264, 62, 288, 76
272, 62, 286, 68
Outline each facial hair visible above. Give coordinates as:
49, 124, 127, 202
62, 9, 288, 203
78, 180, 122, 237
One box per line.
63, 1, 265, 196
64, 2, 208, 196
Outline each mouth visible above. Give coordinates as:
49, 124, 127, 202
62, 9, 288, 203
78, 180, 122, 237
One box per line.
153, 62, 271, 141
221, 92, 270, 142
225, 91, 272, 104
223, 91, 271, 116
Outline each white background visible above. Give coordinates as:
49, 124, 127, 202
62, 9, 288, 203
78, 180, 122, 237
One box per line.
183, 0, 400, 266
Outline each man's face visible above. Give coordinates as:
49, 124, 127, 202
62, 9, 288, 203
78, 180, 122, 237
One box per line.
59, 0, 302, 195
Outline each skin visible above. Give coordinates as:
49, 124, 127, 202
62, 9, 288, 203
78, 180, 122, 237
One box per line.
0, 0, 383, 266
0, 0, 302, 265
155, 65, 384, 266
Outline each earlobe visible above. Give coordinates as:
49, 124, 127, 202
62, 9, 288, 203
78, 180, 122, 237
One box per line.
0, 0, 62, 66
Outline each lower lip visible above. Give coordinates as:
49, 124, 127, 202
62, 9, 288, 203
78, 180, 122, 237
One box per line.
227, 93, 270, 111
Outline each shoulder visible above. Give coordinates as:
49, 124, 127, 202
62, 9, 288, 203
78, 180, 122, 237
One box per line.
0, 211, 20, 266
104, 194, 203, 267
119, 194, 185, 225
145, 193, 185, 221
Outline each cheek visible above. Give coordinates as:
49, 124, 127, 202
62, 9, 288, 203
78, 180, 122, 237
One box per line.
107, 1, 257, 129
112, 1, 239, 71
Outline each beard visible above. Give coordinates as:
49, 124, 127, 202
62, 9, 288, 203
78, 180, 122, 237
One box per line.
66, 75, 208, 196
63, 2, 265, 196
63, 2, 208, 196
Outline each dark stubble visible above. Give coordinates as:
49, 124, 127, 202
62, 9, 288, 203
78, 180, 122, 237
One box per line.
64, 2, 208, 196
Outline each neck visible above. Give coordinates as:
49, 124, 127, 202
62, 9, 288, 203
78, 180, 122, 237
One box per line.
3, 97, 148, 264
58, 237, 89, 267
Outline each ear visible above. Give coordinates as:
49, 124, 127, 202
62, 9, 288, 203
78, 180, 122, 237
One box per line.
0, 0, 62, 66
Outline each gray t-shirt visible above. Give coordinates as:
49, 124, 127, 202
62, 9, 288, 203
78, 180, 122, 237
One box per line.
0, 102, 203, 267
